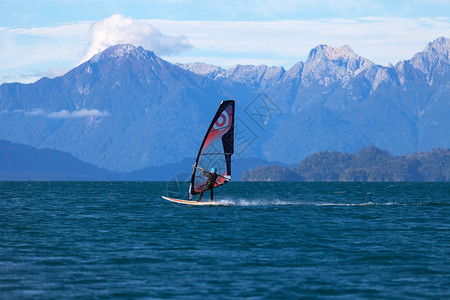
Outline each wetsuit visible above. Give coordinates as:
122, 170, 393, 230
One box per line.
198, 170, 218, 201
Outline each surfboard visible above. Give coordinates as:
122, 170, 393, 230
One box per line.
162, 196, 223, 206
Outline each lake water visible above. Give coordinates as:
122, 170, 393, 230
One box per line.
1, 182, 449, 299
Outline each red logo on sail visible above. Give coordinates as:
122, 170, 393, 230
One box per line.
203, 105, 233, 150
214, 110, 230, 131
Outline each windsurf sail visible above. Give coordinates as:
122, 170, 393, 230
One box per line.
189, 100, 235, 199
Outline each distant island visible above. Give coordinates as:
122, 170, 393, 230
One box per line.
242, 146, 450, 182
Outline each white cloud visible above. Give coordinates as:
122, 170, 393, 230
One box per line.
151, 17, 450, 66
1, 108, 110, 118
26, 108, 46, 116
0, 23, 89, 83
80, 14, 191, 63
47, 109, 110, 118
10, 22, 91, 39
0, 15, 449, 84
0, 15, 192, 83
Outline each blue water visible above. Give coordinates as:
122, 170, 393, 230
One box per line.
1, 182, 449, 299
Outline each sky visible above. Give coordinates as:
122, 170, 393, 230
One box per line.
0, 0, 449, 84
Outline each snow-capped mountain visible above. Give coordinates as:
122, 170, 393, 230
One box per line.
178, 62, 285, 89
0, 44, 223, 171
409, 36, 449, 84
301, 44, 375, 85
176, 62, 225, 80
0, 38, 448, 171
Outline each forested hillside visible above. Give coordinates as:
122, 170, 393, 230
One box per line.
242, 147, 450, 182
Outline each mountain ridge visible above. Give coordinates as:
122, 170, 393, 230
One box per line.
177, 37, 449, 90
0, 37, 449, 172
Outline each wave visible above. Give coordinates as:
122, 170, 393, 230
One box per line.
211, 199, 405, 207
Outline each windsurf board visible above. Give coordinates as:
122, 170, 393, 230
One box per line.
162, 196, 224, 206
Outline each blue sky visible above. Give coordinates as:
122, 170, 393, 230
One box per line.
1, 0, 449, 83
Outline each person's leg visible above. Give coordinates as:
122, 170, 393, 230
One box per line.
198, 185, 209, 202
210, 188, 214, 201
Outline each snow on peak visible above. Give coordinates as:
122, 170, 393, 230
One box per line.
409, 37, 449, 82
303, 44, 374, 85
424, 37, 449, 57
177, 62, 285, 88
176, 62, 225, 79
91, 44, 156, 62
307, 44, 360, 63
218, 64, 285, 88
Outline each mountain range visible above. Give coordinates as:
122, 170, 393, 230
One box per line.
0, 37, 448, 173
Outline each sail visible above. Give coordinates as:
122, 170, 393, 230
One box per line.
189, 100, 235, 197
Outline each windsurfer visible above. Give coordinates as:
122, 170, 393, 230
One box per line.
198, 167, 218, 202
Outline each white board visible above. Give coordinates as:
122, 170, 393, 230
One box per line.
162, 196, 224, 206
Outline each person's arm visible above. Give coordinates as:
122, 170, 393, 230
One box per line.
200, 168, 230, 181
200, 168, 209, 176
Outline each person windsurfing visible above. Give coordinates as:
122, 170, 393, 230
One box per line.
198, 167, 218, 202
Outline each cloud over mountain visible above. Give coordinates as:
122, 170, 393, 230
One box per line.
80, 14, 191, 64
46, 109, 110, 119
